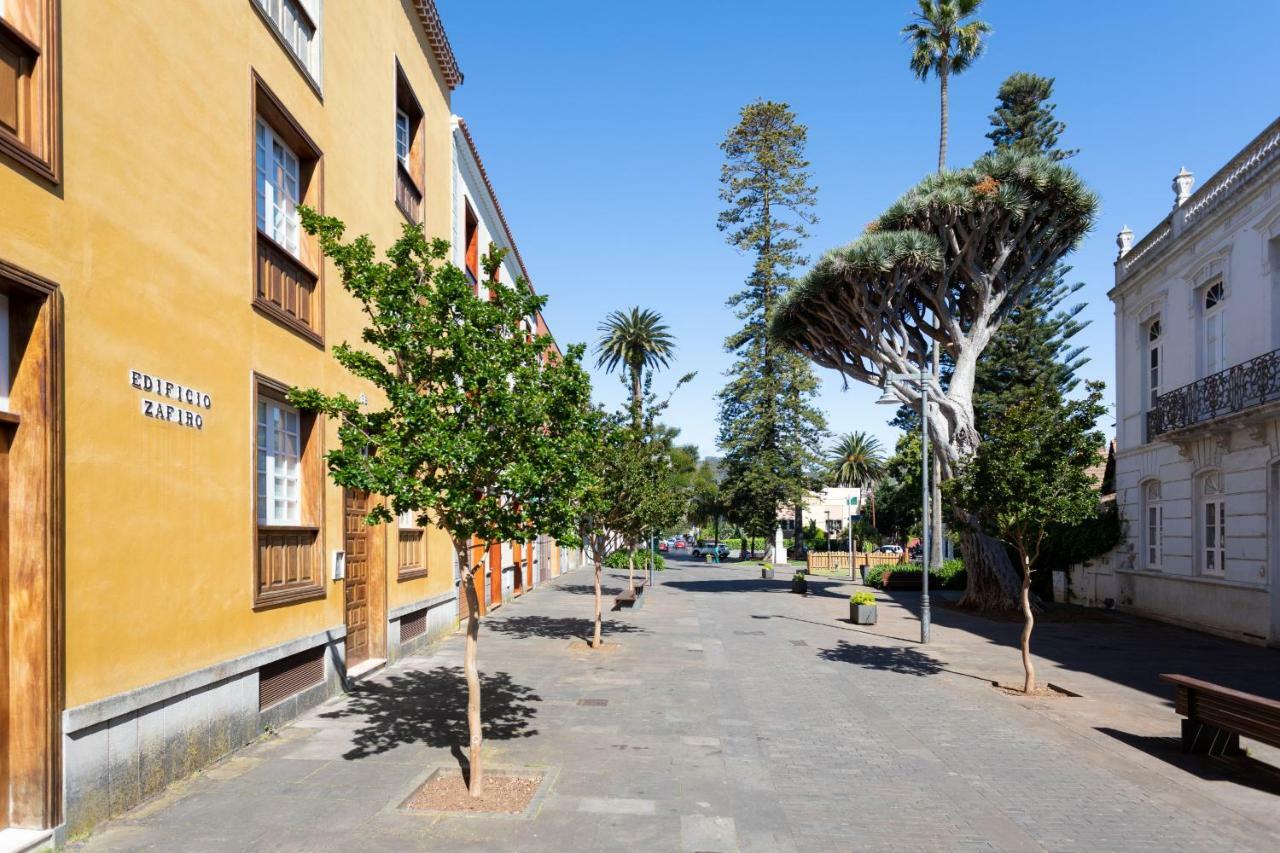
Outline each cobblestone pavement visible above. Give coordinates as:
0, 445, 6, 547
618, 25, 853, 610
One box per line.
75, 559, 1280, 852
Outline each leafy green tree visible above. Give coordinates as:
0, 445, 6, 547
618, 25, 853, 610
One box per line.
874, 433, 923, 544
716, 100, 827, 554
287, 211, 595, 796
950, 383, 1106, 692
903, 0, 993, 171
578, 409, 642, 648
986, 72, 1077, 161
595, 307, 675, 428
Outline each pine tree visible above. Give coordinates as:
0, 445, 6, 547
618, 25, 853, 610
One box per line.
986, 72, 1077, 161
715, 101, 827, 547
977, 71, 1088, 434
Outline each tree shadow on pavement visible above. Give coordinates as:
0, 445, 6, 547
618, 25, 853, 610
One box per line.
817, 639, 944, 677
320, 666, 540, 761
889, 591, 1280, 704
485, 615, 645, 643
1096, 727, 1280, 795
558, 584, 625, 596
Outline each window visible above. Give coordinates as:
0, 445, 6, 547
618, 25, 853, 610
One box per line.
398, 509, 427, 580
394, 61, 425, 223
257, 397, 301, 525
0, 0, 58, 181
395, 110, 410, 165
253, 74, 323, 344
1142, 480, 1162, 569
251, 0, 322, 89
1199, 471, 1226, 575
1147, 320, 1161, 410
464, 202, 479, 288
1204, 281, 1225, 376
256, 119, 301, 257
254, 375, 323, 606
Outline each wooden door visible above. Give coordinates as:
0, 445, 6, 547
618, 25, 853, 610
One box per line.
488, 542, 502, 605
344, 489, 370, 667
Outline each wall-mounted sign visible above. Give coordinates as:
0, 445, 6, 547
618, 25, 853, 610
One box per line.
129, 370, 212, 431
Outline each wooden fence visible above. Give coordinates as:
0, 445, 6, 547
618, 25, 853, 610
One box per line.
805, 551, 908, 572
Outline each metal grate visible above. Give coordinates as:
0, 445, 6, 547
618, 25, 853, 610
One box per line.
789, 640, 808, 647
259, 645, 325, 710
400, 608, 428, 643
577, 698, 609, 707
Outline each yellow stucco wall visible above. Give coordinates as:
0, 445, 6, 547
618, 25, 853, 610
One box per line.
0, 1, 459, 707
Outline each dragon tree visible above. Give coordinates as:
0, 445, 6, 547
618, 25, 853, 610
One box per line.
771, 150, 1097, 608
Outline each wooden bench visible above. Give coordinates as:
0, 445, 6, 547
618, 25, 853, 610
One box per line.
612, 590, 637, 610
1161, 674, 1280, 756
632, 579, 647, 595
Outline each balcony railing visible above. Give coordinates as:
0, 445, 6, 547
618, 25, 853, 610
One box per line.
1147, 347, 1280, 440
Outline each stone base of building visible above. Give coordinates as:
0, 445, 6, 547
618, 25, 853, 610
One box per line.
1067, 553, 1272, 645
386, 591, 459, 664
60, 628, 347, 839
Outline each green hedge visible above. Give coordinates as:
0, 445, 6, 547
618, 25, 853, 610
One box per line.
865, 558, 965, 590
605, 549, 665, 571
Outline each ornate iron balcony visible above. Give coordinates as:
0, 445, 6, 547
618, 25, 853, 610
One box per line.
1147, 347, 1280, 440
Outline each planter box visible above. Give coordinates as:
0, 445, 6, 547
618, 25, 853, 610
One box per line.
790, 577, 808, 595
761, 567, 775, 579
851, 603, 878, 625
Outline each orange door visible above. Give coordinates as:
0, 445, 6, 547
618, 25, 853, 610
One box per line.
488, 542, 502, 604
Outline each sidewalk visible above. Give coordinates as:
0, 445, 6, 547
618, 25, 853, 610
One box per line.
73, 560, 1280, 852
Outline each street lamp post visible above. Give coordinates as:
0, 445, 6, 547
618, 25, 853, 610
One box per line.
876, 355, 935, 644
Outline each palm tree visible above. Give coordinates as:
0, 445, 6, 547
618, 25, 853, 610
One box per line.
595, 307, 676, 426
829, 432, 885, 527
903, 0, 992, 172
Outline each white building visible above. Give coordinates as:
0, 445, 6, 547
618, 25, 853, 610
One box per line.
779, 487, 864, 535
1075, 117, 1280, 645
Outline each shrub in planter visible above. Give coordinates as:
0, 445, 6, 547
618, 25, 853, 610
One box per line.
850, 591, 878, 625
605, 549, 664, 572
865, 558, 965, 590
790, 571, 808, 594
761, 561, 775, 580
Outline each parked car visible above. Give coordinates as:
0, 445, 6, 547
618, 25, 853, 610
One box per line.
658, 540, 669, 552
692, 542, 730, 560
673, 539, 687, 550
875, 544, 904, 555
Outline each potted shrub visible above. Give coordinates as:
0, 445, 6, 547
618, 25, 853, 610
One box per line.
761, 561, 775, 580
850, 591, 877, 625
790, 571, 808, 595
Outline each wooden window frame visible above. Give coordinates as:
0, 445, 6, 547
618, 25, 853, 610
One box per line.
464, 201, 479, 288
253, 373, 325, 608
249, 0, 323, 98
252, 72, 324, 346
394, 59, 426, 224
0, 0, 60, 183
397, 513, 427, 581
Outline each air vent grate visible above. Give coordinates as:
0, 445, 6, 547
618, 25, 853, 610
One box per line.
400, 608, 428, 643
259, 645, 325, 710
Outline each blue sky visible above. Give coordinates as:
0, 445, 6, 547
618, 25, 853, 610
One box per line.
442, 0, 1280, 459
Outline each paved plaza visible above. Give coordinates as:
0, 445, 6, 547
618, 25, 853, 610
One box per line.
75, 559, 1280, 852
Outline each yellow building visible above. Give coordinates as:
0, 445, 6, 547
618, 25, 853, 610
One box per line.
0, 0, 495, 841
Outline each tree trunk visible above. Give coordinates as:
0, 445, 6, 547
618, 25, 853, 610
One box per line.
1020, 554, 1036, 693
938, 64, 949, 172
457, 542, 484, 797
956, 518, 1026, 611
794, 502, 804, 557
930, 475, 944, 567
592, 556, 603, 648
629, 367, 643, 430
